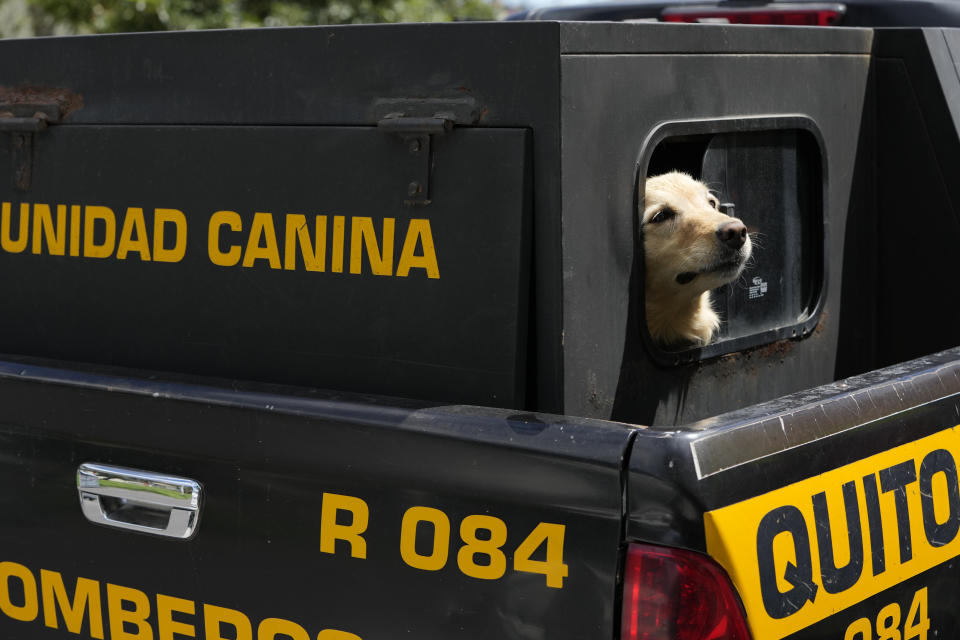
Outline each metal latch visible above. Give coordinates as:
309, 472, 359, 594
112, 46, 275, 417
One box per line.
77, 462, 203, 540
0, 103, 63, 191
374, 98, 480, 205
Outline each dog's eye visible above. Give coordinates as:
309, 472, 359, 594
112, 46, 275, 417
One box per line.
708, 196, 720, 210
649, 208, 677, 224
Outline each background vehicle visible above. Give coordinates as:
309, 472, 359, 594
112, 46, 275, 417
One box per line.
509, 0, 960, 27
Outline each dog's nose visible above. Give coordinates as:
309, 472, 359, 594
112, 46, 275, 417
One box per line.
716, 220, 747, 250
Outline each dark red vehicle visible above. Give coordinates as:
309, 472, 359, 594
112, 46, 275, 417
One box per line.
509, 0, 960, 26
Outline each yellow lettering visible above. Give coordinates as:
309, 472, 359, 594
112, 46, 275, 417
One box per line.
0, 562, 365, 640
106, 583, 153, 640
284, 214, 326, 272
31, 204, 66, 255
242, 212, 281, 269
40, 569, 104, 638
317, 631, 363, 640
70, 204, 81, 256
0, 561, 38, 622
204, 604, 252, 640
209, 211, 242, 267
457, 515, 508, 580
1, 202, 29, 253
320, 493, 368, 559
400, 507, 450, 571
396, 219, 439, 279
331, 215, 345, 273
258, 618, 310, 640
512, 522, 568, 588
84, 206, 116, 259
156, 593, 194, 640
116, 208, 151, 261
349, 217, 394, 276
154, 208, 187, 263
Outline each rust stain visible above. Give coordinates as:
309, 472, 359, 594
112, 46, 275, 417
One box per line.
814, 311, 828, 335
715, 337, 798, 369
720, 351, 745, 364
0, 84, 84, 119
754, 338, 797, 359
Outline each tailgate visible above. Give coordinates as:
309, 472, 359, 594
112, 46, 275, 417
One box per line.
627, 347, 960, 639
0, 359, 635, 639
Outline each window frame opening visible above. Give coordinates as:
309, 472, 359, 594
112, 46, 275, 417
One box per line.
635, 116, 828, 366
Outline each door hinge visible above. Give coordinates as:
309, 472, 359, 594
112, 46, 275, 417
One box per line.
0, 103, 62, 191
374, 98, 480, 205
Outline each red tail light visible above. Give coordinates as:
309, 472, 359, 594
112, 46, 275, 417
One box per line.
661, 3, 844, 25
620, 543, 752, 640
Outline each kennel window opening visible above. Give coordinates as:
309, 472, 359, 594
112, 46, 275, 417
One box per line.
639, 120, 826, 364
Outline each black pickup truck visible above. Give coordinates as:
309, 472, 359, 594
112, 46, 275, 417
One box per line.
1, 20, 959, 640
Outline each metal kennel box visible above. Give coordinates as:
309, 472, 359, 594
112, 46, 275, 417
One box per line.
0, 23, 875, 422
557, 27, 872, 424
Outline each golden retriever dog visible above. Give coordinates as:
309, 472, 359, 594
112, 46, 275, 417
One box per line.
642, 172, 752, 347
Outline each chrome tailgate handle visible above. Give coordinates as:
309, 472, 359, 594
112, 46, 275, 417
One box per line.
77, 463, 202, 540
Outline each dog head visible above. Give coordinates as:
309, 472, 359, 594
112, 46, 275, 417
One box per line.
642, 171, 753, 344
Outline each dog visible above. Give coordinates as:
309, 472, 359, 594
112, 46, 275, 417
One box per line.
642, 172, 752, 347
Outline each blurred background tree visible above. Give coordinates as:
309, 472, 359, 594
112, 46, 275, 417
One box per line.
0, 0, 502, 37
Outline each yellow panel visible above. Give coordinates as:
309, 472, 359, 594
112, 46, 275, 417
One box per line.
705, 425, 960, 639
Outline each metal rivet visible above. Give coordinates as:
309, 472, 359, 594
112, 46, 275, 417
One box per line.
409, 139, 421, 153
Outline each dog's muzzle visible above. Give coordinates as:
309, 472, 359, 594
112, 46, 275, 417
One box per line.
675, 220, 751, 285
